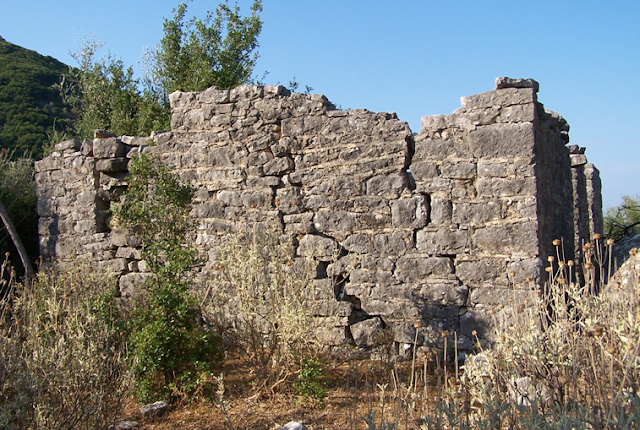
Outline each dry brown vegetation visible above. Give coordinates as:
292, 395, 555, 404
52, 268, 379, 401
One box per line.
1, 235, 639, 429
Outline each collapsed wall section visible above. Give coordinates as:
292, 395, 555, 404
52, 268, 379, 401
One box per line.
35, 78, 603, 353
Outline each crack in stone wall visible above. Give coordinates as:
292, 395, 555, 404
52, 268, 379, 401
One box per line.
35, 78, 603, 353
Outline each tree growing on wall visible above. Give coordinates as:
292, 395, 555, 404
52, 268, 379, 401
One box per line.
62, 0, 263, 139
154, 0, 263, 94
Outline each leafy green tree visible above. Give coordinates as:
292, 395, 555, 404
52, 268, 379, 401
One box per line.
111, 154, 220, 401
604, 195, 640, 242
62, 37, 152, 138
155, 0, 263, 93
63, 0, 263, 139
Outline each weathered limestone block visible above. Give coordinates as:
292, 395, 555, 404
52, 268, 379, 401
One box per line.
442, 162, 476, 179
241, 189, 273, 209
417, 281, 468, 305
470, 287, 535, 307
283, 212, 315, 234
263, 156, 294, 176
119, 273, 148, 298
115, 247, 142, 260
98, 258, 128, 275
472, 222, 538, 255
476, 177, 536, 198
275, 186, 302, 214
395, 256, 453, 282
373, 232, 412, 257
452, 201, 502, 225
95, 158, 129, 173
297, 234, 336, 259
416, 229, 469, 255
93, 138, 126, 158
391, 196, 428, 229
366, 173, 405, 198
468, 123, 535, 158
350, 317, 385, 348
54, 138, 82, 152
194, 201, 226, 219
342, 233, 370, 254
314, 210, 356, 233
456, 259, 506, 287
461, 87, 537, 110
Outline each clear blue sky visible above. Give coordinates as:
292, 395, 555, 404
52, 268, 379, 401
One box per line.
1, 0, 638, 210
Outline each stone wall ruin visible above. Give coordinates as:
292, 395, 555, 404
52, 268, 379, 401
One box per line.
35, 77, 603, 351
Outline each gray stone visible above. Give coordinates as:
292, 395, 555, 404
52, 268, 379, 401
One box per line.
95, 158, 129, 173
94, 129, 116, 138
297, 234, 336, 259
416, 229, 468, 255
495, 77, 540, 92
395, 256, 453, 282
280, 422, 309, 430
452, 201, 502, 225
373, 233, 409, 256
119, 273, 148, 298
350, 317, 385, 348
468, 123, 535, 158
54, 138, 81, 152
93, 137, 126, 158
109, 421, 139, 430
264, 156, 294, 175
314, 210, 356, 232
139, 401, 169, 417
442, 163, 476, 179
391, 196, 428, 228
342, 233, 370, 254
570, 154, 587, 167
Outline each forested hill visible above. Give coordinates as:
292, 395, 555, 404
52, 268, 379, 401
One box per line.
0, 36, 75, 159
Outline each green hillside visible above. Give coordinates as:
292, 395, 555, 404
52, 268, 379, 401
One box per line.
0, 36, 75, 159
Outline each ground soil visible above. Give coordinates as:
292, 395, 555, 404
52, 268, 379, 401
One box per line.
119, 349, 442, 430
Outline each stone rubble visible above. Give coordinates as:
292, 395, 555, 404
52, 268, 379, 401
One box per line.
35, 78, 603, 352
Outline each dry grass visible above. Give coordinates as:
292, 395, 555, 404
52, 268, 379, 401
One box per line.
0, 260, 129, 429
2, 235, 639, 429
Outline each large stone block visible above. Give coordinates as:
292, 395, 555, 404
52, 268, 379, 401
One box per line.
366, 173, 405, 198
95, 158, 129, 173
297, 234, 336, 259
314, 210, 356, 233
461, 87, 536, 110
395, 256, 454, 282
373, 233, 410, 256
391, 195, 428, 229
350, 317, 385, 348
416, 229, 468, 255
452, 201, 502, 225
417, 281, 468, 306
93, 138, 126, 158
476, 177, 536, 198
472, 222, 538, 255
468, 123, 535, 158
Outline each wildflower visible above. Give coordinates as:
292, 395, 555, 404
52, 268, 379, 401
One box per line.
593, 233, 601, 240
441, 330, 450, 338
606, 238, 615, 246
548, 256, 555, 262
552, 239, 561, 246
567, 260, 574, 267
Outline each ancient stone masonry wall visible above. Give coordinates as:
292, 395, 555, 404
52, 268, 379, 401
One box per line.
35, 78, 603, 352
